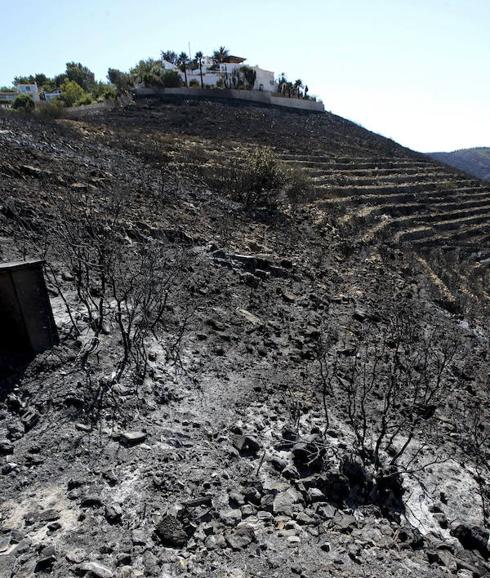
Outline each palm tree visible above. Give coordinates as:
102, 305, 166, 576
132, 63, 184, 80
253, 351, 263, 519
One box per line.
177, 52, 189, 87
195, 51, 204, 88
161, 50, 178, 65
213, 46, 229, 63
294, 79, 303, 98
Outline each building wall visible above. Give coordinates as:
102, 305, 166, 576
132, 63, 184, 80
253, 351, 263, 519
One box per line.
44, 91, 62, 102
16, 84, 40, 102
0, 93, 17, 103
253, 68, 276, 91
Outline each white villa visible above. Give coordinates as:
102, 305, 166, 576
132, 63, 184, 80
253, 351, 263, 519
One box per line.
16, 83, 40, 102
162, 54, 276, 92
0, 83, 41, 106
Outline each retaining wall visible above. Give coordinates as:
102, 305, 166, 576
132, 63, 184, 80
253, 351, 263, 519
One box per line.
135, 87, 325, 112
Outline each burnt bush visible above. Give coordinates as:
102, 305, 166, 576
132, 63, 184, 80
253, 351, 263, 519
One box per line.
312, 295, 461, 496
203, 146, 313, 209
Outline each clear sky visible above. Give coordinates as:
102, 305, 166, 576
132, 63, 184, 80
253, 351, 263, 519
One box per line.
1, 0, 489, 152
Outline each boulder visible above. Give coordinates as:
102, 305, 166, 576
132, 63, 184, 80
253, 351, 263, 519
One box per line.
120, 431, 147, 447
451, 525, 490, 560
273, 488, 301, 515
226, 523, 256, 550
155, 515, 188, 548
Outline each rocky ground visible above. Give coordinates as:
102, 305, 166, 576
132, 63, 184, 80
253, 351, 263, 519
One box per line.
0, 103, 489, 577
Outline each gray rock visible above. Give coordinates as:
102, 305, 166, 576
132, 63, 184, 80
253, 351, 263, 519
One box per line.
219, 508, 242, 526
307, 487, 325, 503
1, 462, 18, 474
0, 439, 14, 455
105, 504, 122, 525
155, 514, 187, 548
273, 488, 301, 515
81, 495, 104, 508
131, 529, 149, 546
77, 561, 113, 578
120, 431, 147, 446
451, 524, 490, 559
232, 435, 261, 455
34, 545, 56, 573
320, 540, 331, 552
66, 549, 86, 564
226, 524, 256, 550
205, 534, 226, 550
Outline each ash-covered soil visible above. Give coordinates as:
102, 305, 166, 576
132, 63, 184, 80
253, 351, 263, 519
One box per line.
0, 103, 489, 578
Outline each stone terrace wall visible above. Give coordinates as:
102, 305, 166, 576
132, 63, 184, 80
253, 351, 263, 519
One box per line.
135, 87, 325, 112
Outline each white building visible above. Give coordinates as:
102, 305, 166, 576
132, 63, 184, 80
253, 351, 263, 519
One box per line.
15, 84, 40, 102
0, 92, 18, 105
0, 84, 41, 107
44, 89, 62, 102
163, 55, 276, 92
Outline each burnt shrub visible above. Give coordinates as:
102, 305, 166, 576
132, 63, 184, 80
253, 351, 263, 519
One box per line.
204, 146, 313, 209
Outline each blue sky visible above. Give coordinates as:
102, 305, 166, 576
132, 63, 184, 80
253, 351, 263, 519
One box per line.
1, 0, 489, 152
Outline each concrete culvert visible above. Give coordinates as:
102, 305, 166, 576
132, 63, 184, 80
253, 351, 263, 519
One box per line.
0, 260, 58, 386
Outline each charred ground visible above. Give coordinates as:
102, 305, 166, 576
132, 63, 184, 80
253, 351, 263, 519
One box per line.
0, 101, 488, 578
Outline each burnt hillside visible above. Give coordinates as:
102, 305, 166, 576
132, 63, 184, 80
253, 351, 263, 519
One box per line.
0, 102, 488, 578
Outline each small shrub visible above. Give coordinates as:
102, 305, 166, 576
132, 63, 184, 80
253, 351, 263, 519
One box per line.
163, 70, 182, 88
75, 93, 94, 106
60, 80, 86, 107
235, 147, 285, 208
12, 94, 35, 111
189, 79, 199, 88
36, 100, 65, 119
283, 165, 315, 206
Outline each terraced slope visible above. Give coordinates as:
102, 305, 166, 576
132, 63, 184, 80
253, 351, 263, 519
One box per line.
94, 98, 489, 252
64, 98, 489, 312
276, 151, 490, 247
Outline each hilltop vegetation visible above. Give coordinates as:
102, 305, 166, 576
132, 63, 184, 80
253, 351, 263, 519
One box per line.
0, 100, 488, 577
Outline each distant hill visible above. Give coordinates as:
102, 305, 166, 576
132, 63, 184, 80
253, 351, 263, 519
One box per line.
430, 147, 490, 181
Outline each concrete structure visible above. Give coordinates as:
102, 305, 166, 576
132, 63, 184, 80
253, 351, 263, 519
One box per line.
0, 83, 41, 107
0, 92, 17, 106
0, 260, 58, 369
135, 87, 324, 112
44, 89, 62, 102
15, 83, 40, 102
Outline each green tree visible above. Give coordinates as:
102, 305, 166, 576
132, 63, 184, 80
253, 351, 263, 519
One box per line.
162, 70, 181, 88
60, 80, 86, 106
13, 75, 33, 85
107, 68, 132, 93
14, 73, 51, 86
54, 73, 68, 87
41, 79, 57, 93
195, 51, 204, 88
213, 46, 229, 63
91, 81, 117, 100
65, 62, 96, 91
130, 58, 166, 87
12, 94, 35, 111
177, 52, 189, 87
